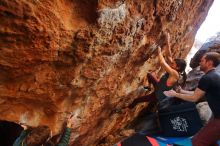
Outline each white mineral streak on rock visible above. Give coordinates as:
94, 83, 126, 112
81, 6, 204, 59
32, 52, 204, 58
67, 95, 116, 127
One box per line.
98, 4, 127, 29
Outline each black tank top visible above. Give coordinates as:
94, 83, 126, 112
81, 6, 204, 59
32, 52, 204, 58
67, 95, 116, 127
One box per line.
155, 73, 176, 101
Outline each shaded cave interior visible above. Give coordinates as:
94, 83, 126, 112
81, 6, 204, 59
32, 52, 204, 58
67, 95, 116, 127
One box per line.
0, 120, 23, 146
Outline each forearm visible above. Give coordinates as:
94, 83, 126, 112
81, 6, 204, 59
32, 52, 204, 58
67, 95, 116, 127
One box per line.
158, 49, 165, 64
173, 92, 197, 102
163, 46, 172, 63
167, 46, 172, 58
57, 127, 71, 146
164, 32, 173, 64
180, 89, 194, 95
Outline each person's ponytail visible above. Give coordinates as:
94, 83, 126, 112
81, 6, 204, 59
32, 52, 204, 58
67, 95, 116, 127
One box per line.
174, 58, 187, 87
180, 70, 187, 87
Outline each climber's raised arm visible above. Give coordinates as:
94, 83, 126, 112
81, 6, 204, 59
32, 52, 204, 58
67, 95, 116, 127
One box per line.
162, 32, 174, 64
158, 46, 179, 78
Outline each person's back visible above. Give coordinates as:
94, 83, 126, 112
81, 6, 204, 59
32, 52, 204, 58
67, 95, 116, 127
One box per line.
155, 73, 179, 109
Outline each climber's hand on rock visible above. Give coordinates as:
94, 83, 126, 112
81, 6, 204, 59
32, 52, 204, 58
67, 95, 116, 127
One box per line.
157, 46, 162, 54
67, 114, 74, 128
19, 123, 28, 130
164, 31, 170, 43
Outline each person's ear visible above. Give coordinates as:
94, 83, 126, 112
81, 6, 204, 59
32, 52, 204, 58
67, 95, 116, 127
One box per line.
176, 65, 180, 71
207, 60, 213, 67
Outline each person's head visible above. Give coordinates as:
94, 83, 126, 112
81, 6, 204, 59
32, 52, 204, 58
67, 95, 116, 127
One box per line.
172, 59, 187, 73
171, 59, 187, 86
24, 125, 51, 146
200, 52, 220, 72
190, 50, 207, 69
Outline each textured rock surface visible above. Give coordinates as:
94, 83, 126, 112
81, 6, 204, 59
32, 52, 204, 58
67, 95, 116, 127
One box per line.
0, 0, 213, 145
201, 32, 220, 53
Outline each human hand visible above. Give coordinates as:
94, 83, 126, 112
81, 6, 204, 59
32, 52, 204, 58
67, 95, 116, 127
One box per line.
164, 32, 170, 43
157, 46, 162, 54
164, 90, 177, 97
175, 86, 182, 93
66, 115, 74, 128
19, 123, 28, 130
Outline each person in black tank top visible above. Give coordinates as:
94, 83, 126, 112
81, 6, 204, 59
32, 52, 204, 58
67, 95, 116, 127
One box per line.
129, 32, 186, 109
164, 52, 220, 146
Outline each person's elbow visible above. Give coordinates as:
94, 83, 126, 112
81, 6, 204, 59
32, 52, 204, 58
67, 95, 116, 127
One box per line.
158, 57, 165, 65
190, 95, 200, 102
190, 98, 198, 102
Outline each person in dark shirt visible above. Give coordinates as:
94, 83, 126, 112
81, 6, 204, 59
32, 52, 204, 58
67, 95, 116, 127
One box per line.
164, 52, 220, 146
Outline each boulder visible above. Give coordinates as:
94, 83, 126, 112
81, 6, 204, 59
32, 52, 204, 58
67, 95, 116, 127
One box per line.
0, 0, 214, 145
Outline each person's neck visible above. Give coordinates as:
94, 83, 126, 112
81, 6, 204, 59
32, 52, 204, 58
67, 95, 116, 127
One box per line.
204, 67, 215, 74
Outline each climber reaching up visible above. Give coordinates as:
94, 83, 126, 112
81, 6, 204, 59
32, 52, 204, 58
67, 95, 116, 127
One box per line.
129, 32, 186, 109
13, 115, 74, 146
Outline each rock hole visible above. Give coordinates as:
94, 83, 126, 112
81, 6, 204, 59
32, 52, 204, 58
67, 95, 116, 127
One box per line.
74, 0, 98, 24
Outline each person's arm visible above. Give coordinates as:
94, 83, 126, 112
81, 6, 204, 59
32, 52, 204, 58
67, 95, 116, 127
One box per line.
163, 32, 173, 64
57, 115, 74, 146
20, 124, 28, 130
179, 89, 194, 95
158, 46, 178, 78
57, 127, 71, 146
164, 87, 205, 102
175, 86, 194, 95
13, 124, 29, 146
